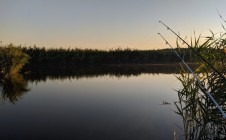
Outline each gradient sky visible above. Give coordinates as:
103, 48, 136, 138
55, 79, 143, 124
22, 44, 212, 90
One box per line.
1, 0, 226, 49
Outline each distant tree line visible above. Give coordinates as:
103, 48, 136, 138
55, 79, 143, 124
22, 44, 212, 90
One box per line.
20, 46, 194, 67
0, 44, 196, 73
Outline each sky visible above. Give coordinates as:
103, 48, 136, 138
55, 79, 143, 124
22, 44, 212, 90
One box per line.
1, 0, 226, 50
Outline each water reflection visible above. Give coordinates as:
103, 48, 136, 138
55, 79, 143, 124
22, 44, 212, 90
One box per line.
1, 65, 181, 104
0, 65, 182, 104
24, 64, 182, 82
0, 73, 29, 104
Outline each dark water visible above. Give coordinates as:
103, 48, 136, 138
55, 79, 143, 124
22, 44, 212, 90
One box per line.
0, 66, 184, 140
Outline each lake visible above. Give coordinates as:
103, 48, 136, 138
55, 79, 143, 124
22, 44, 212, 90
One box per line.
0, 66, 184, 140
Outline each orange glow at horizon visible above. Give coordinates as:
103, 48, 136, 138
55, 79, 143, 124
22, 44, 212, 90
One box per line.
1, 0, 225, 50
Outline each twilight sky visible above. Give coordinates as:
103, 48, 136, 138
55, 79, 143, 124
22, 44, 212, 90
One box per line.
1, 0, 226, 49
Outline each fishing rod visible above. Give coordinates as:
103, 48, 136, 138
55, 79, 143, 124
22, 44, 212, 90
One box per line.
158, 33, 226, 118
159, 21, 226, 81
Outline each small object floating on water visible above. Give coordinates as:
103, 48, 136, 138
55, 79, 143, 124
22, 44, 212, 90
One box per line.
162, 101, 171, 105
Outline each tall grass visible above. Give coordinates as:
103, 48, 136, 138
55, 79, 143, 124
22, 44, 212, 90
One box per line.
174, 29, 226, 139
0, 44, 29, 77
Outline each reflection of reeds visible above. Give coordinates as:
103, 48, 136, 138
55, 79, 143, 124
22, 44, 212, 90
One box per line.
0, 73, 29, 104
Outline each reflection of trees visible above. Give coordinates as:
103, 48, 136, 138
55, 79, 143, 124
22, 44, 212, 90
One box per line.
0, 73, 29, 104
24, 64, 189, 82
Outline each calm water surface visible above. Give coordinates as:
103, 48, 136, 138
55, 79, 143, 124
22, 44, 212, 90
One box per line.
0, 72, 184, 140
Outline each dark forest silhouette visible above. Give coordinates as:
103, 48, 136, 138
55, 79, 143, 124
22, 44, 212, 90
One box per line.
21, 46, 194, 67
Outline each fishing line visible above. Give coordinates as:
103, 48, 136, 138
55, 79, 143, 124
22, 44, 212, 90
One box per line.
159, 21, 226, 81
158, 33, 226, 118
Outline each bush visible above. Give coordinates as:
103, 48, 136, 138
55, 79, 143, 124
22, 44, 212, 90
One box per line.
0, 44, 30, 77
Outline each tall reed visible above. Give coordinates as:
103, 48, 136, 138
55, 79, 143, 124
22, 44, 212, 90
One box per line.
174, 30, 226, 139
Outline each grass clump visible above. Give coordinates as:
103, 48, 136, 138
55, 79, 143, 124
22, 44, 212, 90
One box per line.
174, 28, 226, 139
0, 44, 30, 78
